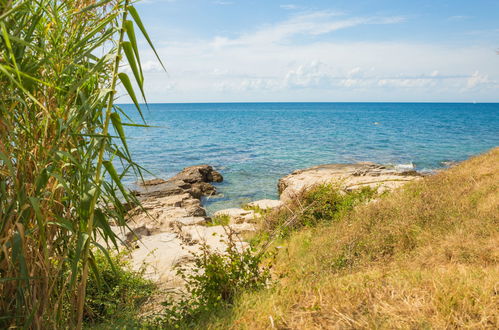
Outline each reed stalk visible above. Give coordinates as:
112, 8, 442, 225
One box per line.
0, 0, 162, 327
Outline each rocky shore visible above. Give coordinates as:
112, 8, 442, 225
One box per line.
111, 162, 421, 295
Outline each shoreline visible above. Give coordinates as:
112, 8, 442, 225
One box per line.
115, 160, 422, 301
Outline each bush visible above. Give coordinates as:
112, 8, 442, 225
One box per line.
151, 229, 271, 328
301, 184, 377, 226
84, 252, 154, 325
261, 184, 377, 238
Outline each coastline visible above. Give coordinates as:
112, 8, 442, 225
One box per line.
117, 159, 423, 304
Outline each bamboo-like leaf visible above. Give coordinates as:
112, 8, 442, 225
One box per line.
118, 72, 144, 121
94, 209, 118, 249
122, 41, 142, 85
1, 22, 21, 81
102, 160, 127, 197
110, 112, 130, 157
129, 6, 166, 71
124, 20, 142, 77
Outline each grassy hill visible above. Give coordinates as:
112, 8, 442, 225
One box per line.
204, 147, 499, 329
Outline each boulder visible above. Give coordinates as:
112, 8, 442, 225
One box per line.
278, 163, 421, 202
247, 199, 283, 210
134, 165, 222, 199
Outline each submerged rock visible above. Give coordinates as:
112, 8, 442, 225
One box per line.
278, 163, 421, 202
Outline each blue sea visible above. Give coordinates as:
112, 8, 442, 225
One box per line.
120, 103, 499, 214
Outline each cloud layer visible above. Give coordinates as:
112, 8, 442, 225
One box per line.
124, 10, 499, 102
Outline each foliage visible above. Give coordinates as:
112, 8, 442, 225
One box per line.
149, 229, 271, 328
84, 251, 154, 325
260, 184, 377, 239
301, 184, 377, 225
206, 214, 230, 226
0, 0, 162, 327
200, 148, 499, 329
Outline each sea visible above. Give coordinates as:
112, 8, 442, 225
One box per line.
119, 102, 499, 214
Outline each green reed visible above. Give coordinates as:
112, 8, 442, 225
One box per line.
0, 0, 162, 328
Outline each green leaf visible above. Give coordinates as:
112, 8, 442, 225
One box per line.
124, 20, 142, 77
118, 72, 144, 121
110, 112, 131, 158
122, 41, 142, 86
103, 160, 127, 198
128, 6, 166, 71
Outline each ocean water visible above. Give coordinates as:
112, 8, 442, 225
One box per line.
120, 102, 499, 214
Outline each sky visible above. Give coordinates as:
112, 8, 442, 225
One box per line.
125, 0, 499, 102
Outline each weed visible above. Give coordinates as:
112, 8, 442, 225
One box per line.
150, 229, 271, 328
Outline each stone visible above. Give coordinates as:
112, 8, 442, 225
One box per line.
278, 163, 421, 202
214, 208, 258, 224
133, 165, 222, 200
173, 217, 208, 226
247, 199, 283, 210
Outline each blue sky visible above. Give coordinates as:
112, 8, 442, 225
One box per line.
127, 0, 499, 102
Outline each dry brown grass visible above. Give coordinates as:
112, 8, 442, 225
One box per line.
206, 147, 499, 329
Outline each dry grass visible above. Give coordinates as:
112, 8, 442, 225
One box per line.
206, 147, 499, 329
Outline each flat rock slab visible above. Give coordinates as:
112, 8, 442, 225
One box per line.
278, 163, 421, 202
214, 208, 258, 224
130, 233, 195, 283
247, 199, 283, 210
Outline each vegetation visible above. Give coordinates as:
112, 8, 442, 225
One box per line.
0, 0, 162, 327
207, 214, 231, 226
148, 230, 271, 329
84, 251, 153, 325
196, 148, 499, 329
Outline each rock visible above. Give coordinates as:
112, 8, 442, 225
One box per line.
129, 233, 195, 282
134, 165, 222, 200
170, 165, 223, 184
116, 165, 242, 295
247, 199, 283, 210
214, 208, 258, 224
278, 163, 421, 202
125, 225, 151, 243
172, 217, 208, 227
139, 178, 167, 186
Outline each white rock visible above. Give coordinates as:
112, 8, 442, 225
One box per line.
278, 163, 421, 203
247, 199, 283, 210
214, 208, 258, 223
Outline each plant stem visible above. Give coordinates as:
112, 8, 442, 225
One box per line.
75, 1, 130, 328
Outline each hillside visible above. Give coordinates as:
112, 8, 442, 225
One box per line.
205, 148, 499, 329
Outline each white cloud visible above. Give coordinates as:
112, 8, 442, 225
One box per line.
466, 71, 489, 89
210, 11, 404, 47
127, 10, 499, 102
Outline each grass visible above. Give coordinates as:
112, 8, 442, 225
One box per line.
198, 147, 499, 329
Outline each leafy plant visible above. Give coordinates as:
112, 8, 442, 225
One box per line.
84, 251, 154, 324
301, 184, 377, 226
151, 229, 271, 328
0, 0, 163, 328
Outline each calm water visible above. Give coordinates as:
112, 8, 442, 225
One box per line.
119, 103, 499, 213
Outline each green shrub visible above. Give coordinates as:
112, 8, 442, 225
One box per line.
301, 184, 377, 226
260, 184, 378, 240
84, 252, 154, 325
150, 230, 271, 328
